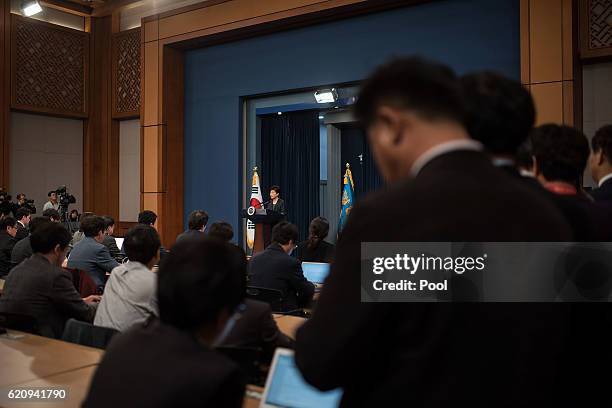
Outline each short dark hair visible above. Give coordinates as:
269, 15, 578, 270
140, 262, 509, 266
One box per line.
270, 185, 281, 195
158, 236, 246, 331
124, 225, 161, 265
30, 223, 71, 254
208, 222, 234, 242
461, 72, 535, 155
15, 207, 31, 221
42, 208, 61, 222
81, 215, 106, 237
102, 216, 115, 230
592, 124, 612, 164
78, 213, 96, 232
308, 216, 329, 249
48, 190, 56, 197
0, 216, 16, 230
138, 210, 157, 226
271, 221, 298, 245
188, 210, 209, 231
530, 124, 590, 183
354, 56, 466, 128
29, 216, 51, 234
16, 193, 25, 200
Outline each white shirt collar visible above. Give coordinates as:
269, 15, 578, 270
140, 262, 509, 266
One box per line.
410, 139, 483, 177
598, 173, 612, 187
18, 221, 25, 228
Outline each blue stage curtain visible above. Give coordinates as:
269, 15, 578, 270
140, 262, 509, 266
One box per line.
340, 127, 383, 200
261, 110, 320, 242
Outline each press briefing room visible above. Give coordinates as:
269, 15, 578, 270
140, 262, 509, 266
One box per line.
1, 0, 612, 406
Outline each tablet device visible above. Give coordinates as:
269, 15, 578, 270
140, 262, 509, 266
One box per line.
301, 262, 330, 284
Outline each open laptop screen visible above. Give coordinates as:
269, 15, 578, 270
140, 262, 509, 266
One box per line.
264, 351, 342, 408
114, 237, 124, 251
301, 262, 330, 284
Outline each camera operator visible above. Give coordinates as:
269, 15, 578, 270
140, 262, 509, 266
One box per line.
43, 190, 60, 212
16, 193, 37, 214
0, 190, 16, 218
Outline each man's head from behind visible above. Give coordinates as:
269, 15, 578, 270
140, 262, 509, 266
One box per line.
590, 125, 612, 184
354, 56, 468, 182
461, 71, 535, 157
81, 215, 106, 242
208, 221, 234, 242
157, 236, 246, 343
42, 209, 61, 222
124, 225, 161, 268
31, 223, 72, 267
271, 221, 298, 254
138, 210, 157, 227
29, 216, 51, 235
530, 124, 590, 185
188, 210, 209, 232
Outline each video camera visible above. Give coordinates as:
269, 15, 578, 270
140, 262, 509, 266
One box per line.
56, 186, 76, 222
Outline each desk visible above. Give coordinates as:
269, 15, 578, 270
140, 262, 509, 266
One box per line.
273, 315, 306, 340
0, 366, 97, 408
0, 331, 103, 387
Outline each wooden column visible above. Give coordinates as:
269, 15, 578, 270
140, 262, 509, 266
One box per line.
0, 0, 10, 189
521, 0, 578, 126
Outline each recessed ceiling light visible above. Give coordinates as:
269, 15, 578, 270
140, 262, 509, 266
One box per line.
314, 88, 338, 104
22, 0, 42, 16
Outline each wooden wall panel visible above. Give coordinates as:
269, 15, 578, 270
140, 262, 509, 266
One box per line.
531, 82, 564, 125
11, 15, 89, 118
143, 41, 159, 126
112, 27, 141, 118
529, 0, 563, 83
142, 125, 163, 193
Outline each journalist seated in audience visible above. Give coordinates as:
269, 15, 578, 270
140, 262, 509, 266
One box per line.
71, 212, 95, 247
0, 216, 17, 277
248, 221, 314, 312
0, 223, 100, 338
121, 210, 167, 261
295, 216, 335, 263
207, 221, 234, 243
83, 237, 246, 408
67, 215, 119, 286
175, 209, 209, 244
42, 208, 61, 223
14, 207, 31, 242
11, 216, 51, 267
94, 225, 161, 331
590, 124, 612, 203
101, 216, 123, 262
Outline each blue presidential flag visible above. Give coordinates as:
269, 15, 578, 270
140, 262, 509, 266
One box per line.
338, 164, 354, 234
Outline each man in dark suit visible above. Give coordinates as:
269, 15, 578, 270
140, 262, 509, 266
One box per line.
0, 216, 18, 277
248, 222, 314, 312
101, 216, 123, 262
67, 216, 120, 286
11, 216, 51, 267
175, 209, 208, 244
295, 57, 575, 407
83, 237, 246, 408
590, 124, 612, 202
14, 207, 31, 242
0, 223, 99, 338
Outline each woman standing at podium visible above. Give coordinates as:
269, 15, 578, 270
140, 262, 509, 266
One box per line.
266, 185, 286, 216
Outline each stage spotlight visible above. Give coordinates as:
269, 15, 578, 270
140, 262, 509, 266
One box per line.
314, 88, 337, 104
22, 0, 42, 16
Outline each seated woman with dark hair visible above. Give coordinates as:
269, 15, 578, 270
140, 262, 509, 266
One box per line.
295, 216, 335, 263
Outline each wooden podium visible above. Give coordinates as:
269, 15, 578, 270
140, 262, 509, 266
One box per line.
241, 208, 285, 254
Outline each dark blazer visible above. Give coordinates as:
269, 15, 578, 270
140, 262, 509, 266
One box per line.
67, 237, 119, 286
0, 230, 16, 277
83, 319, 246, 408
175, 229, 203, 245
295, 150, 577, 407
15, 222, 29, 241
248, 243, 314, 312
0, 254, 96, 338
295, 240, 335, 263
590, 177, 612, 203
102, 235, 123, 262
266, 198, 286, 216
11, 236, 33, 267
222, 299, 294, 362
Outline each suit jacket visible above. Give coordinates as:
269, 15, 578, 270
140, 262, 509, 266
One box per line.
102, 235, 123, 262
0, 230, 16, 277
248, 244, 314, 312
222, 299, 294, 362
175, 229, 203, 245
11, 236, 33, 267
15, 222, 29, 241
295, 150, 577, 407
590, 177, 612, 203
266, 198, 286, 216
82, 319, 246, 408
0, 254, 96, 338
67, 237, 119, 286
295, 240, 335, 263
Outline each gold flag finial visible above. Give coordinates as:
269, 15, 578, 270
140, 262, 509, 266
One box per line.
253, 166, 258, 172
346, 163, 350, 169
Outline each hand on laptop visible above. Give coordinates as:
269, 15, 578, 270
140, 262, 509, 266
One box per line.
83, 295, 102, 304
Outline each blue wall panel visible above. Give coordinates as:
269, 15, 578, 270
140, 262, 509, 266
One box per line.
184, 0, 520, 234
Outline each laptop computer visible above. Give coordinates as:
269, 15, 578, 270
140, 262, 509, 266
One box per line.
301, 262, 330, 285
260, 348, 342, 408
114, 237, 124, 250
